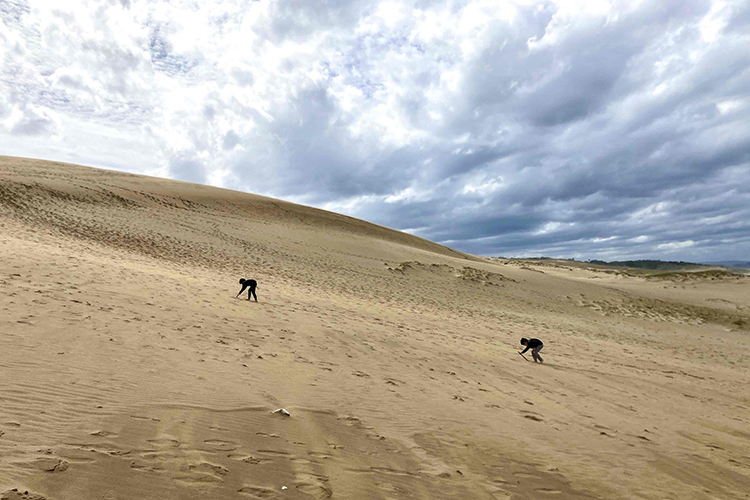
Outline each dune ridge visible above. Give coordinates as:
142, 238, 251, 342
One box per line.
1, 156, 749, 499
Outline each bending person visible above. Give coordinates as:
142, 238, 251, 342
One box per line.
236, 278, 258, 301
520, 337, 544, 363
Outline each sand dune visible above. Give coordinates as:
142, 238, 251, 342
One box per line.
1, 156, 749, 499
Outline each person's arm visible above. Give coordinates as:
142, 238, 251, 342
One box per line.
520, 346, 530, 354
236, 284, 247, 297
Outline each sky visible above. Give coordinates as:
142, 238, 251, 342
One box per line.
1, 0, 749, 262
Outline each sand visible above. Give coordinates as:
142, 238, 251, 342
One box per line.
1, 155, 749, 500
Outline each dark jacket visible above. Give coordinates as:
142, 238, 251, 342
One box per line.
521, 338, 543, 353
239, 279, 257, 293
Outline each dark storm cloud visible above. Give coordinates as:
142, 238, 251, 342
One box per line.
2, 0, 748, 262
229, 86, 420, 201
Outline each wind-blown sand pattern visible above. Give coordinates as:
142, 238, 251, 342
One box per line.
1, 156, 749, 499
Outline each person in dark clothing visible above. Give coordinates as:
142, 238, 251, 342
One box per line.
520, 338, 544, 363
236, 278, 258, 301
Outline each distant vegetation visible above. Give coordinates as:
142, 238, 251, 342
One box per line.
497, 257, 750, 273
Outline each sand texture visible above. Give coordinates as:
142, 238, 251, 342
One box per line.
1, 156, 749, 499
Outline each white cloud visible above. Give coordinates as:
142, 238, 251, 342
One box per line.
717, 99, 744, 114
628, 235, 650, 243
462, 175, 504, 196
535, 221, 575, 235
630, 202, 672, 221
657, 240, 696, 251
591, 236, 617, 243
7, 104, 60, 136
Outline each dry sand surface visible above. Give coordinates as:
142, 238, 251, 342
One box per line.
1, 156, 749, 500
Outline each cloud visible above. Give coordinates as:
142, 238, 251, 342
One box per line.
657, 240, 696, 251
1, 0, 749, 262
8, 105, 60, 136
0, 94, 10, 120
169, 156, 206, 185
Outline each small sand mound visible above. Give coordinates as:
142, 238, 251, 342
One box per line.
457, 266, 516, 285
388, 261, 513, 285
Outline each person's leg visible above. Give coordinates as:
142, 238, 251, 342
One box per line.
251, 288, 257, 302
533, 346, 544, 363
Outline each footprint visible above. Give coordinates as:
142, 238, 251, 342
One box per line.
174, 475, 222, 485
240, 456, 273, 465
491, 491, 513, 500
61, 456, 96, 464
376, 482, 408, 495
256, 432, 281, 438
130, 461, 166, 473
203, 439, 240, 451
535, 488, 562, 494
238, 485, 278, 498
147, 438, 180, 447
296, 480, 333, 499
257, 449, 291, 456
190, 462, 228, 476
90, 430, 118, 437
347, 467, 418, 477
339, 416, 361, 426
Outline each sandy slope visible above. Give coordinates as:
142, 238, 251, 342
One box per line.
1, 156, 749, 500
